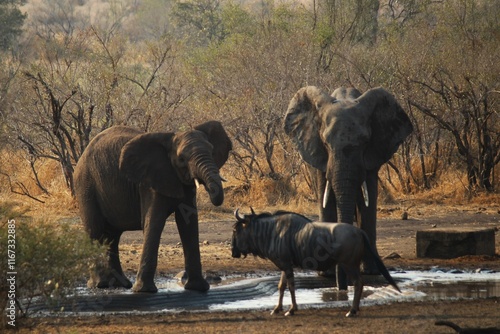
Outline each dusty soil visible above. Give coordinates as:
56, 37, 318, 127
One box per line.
18, 204, 500, 333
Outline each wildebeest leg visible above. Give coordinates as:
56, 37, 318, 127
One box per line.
284, 270, 297, 316
344, 267, 363, 318
271, 271, 287, 315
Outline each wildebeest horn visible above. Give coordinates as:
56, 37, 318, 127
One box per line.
234, 208, 245, 222
250, 207, 256, 215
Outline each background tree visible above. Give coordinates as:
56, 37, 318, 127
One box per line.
0, 0, 26, 51
172, 0, 227, 45
1, 0, 500, 205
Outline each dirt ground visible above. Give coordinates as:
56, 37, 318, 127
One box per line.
18, 204, 500, 333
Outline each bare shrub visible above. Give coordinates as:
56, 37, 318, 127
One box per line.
0, 215, 107, 323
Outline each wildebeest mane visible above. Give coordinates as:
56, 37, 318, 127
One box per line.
233, 210, 311, 229
238, 210, 312, 261
246, 210, 311, 222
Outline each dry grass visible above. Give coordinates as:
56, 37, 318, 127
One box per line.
1, 149, 499, 222
0, 150, 78, 220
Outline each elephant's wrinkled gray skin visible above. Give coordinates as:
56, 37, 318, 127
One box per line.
74, 121, 232, 293
284, 86, 413, 276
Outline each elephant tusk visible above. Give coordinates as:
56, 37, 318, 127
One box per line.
322, 181, 330, 209
194, 178, 201, 189
220, 175, 228, 182
362, 181, 369, 207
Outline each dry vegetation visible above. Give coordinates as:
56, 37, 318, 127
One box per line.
1, 1, 499, 208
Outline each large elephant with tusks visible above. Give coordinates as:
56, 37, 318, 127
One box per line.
74, 121, 232, 293
284, 86, 413, 282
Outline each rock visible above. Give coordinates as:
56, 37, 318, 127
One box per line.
383, 252, 402, 259
447, 269, 463, 274
416, 228, 495, 259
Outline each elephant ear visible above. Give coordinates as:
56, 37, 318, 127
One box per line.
119, 132, 185, 198
284, 86, 333, 171
358, 88, 413, 170
194, 121, 232, 169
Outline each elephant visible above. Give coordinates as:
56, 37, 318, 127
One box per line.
74, 121, 232, 293
284, 86, 413, 282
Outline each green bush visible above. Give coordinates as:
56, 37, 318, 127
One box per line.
1, 208, 106, 324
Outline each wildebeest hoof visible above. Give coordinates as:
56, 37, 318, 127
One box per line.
270, 309, 281, 316
284, 310, 295, 316
184, 277, 210, 292
345, 310, 358, 317
132, 280, 158, 293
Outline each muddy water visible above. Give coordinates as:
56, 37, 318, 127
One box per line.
27, 270, 500, 314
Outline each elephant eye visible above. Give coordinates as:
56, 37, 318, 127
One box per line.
177, 155, 188, 167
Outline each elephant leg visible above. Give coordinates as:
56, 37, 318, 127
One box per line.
336, 265, 349, 291
90, 231, 133, 289
174, 199, 209, 292
357, 170, 380, 274
310, 169, 347, 285
81, 201, 132, 289
133, 194, 169, 293
104, 232, 133, 288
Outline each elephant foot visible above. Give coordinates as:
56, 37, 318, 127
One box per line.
88, 270, 133, 289
184, 276, 210, 292
132, 279, 158, 293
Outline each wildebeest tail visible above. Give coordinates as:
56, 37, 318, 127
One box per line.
362, 234, 401, 293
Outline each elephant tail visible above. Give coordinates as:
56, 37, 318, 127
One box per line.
362, 233, 401, 293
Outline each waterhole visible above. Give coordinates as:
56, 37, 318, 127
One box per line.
27, 269, 500, 315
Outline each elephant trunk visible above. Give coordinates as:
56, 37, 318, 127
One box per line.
328, 155, 361, 224
331, 179, 357, 224
192, 154, 224, 206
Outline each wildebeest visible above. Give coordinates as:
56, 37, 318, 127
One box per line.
231, 209, 400, 317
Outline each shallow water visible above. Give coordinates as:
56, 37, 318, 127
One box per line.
27, 269, 500, 315
208, 270, 500, 312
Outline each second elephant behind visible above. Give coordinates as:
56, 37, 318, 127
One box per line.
284, 86, 413, 275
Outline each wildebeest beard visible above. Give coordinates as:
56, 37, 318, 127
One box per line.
231, 226, 243, 258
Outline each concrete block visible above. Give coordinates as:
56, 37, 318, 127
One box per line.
416, 228, 496, 259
